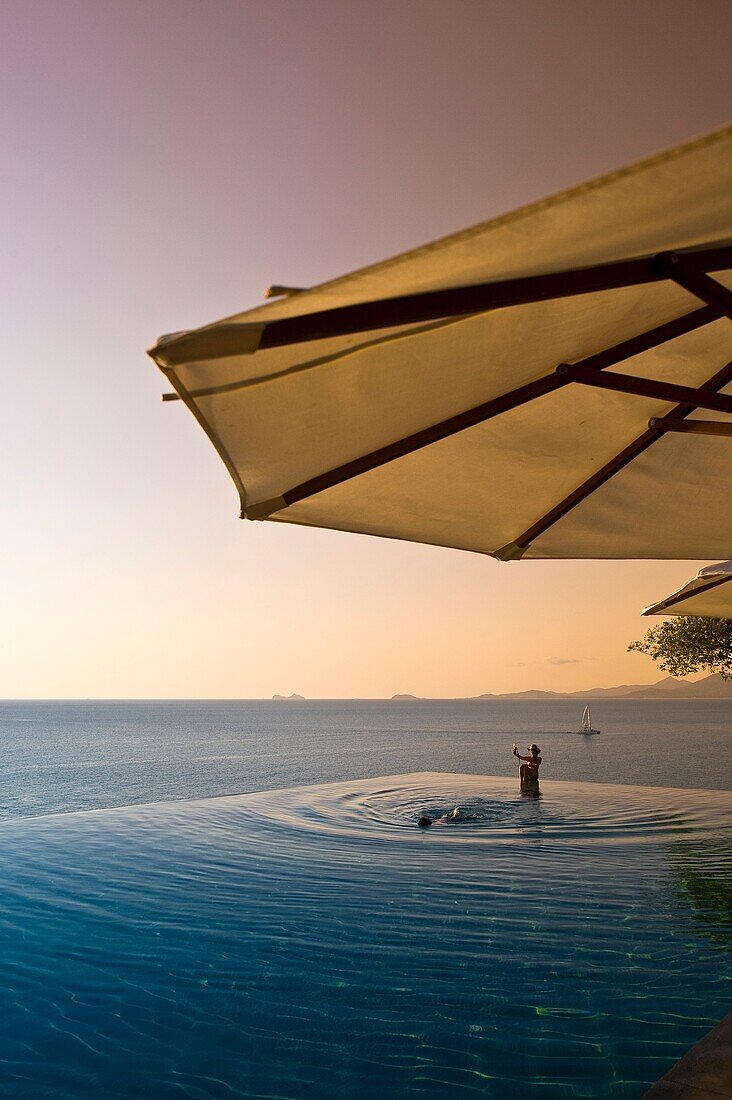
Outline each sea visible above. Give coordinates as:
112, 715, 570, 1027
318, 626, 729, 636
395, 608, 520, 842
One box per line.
1, 698, 730, 820
0, 700, 730, 1099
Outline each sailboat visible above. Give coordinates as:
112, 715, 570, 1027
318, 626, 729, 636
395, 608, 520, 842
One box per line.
577, 705, 600, 735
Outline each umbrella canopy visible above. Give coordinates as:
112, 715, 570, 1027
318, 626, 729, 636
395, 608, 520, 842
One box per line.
150, 124, 732, 560
643, 561, 732, 617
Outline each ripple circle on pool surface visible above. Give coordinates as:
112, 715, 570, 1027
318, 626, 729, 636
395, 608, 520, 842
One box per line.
0, 773, 730, 1099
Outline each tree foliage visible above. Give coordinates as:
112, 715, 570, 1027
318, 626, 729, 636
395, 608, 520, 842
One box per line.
629, 616, 732, 680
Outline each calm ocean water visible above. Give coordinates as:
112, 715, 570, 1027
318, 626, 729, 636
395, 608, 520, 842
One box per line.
0, 699, 730, 819
0, 701, 730, 1098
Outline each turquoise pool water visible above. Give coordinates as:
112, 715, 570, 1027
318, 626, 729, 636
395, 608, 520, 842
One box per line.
1, 773, 730, 1098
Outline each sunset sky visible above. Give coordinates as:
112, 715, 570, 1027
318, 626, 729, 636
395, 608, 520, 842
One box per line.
2, 0, 731, 698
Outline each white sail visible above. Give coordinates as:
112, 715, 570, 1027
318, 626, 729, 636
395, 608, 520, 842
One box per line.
576, 704, 599, 734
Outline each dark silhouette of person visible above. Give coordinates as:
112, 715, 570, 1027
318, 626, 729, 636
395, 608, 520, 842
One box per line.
513, 743, 541, 791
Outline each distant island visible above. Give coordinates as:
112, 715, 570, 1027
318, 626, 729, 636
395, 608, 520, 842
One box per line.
392, 675, 732, 701
270, 677, 732, 701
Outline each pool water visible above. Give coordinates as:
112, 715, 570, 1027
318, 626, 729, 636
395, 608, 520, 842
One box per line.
0, 773, 730, 1098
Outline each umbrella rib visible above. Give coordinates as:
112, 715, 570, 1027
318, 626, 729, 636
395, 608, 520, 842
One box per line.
244, 305, 718, 520
153, 243, 732, 366
556, 363, 732, 415
258, 244, 732, 350
495, 357, 732, 559
256, 244, 730, 347
647, 418, 732, 438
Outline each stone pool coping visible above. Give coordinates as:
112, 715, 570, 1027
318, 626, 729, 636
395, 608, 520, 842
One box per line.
642, 1013, 732, 1098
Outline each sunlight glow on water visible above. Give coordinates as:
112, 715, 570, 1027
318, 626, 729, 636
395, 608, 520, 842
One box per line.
0, 773, 730, 1098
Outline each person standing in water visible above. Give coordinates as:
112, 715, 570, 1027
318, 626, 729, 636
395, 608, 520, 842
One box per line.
512, 743, 541, 793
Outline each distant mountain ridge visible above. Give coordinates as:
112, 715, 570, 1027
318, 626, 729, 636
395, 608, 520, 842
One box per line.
472, 674, 732, 701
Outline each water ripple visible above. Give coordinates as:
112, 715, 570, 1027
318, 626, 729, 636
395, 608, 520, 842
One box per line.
234, 772, 730, 845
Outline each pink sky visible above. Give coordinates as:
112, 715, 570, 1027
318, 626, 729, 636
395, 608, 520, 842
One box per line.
1, 0, 731, 698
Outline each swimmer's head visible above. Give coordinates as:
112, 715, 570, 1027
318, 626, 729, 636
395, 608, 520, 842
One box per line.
418, 816, 433, 828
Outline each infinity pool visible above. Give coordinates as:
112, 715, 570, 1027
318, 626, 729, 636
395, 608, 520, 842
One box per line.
1, 774, 730, 1098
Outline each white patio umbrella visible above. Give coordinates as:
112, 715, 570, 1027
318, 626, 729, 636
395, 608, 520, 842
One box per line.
643, 561, 732, 617
149, 124, 732, 560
